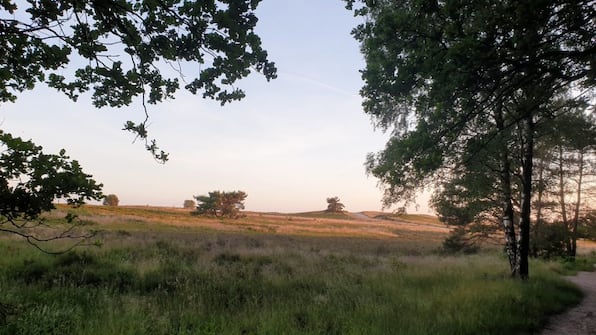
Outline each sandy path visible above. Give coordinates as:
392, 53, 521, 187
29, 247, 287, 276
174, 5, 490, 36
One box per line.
541, 268, 596, 335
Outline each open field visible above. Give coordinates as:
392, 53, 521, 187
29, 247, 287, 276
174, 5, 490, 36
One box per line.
54, 205, 450, 238
1, 205, 594, 334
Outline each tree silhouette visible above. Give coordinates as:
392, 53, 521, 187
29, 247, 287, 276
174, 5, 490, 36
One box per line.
103, 194, 119, 207
0, 1, 276, 161
0, 131, 103, 252
326, 197, 345, 213
193, 191, 247, 218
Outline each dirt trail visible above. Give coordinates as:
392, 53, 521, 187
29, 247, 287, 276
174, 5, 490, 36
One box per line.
541, 268, 596, 335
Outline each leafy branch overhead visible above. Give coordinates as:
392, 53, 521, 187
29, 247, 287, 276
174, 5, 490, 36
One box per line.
0, 130, 103, 252
0, 0, 277, 162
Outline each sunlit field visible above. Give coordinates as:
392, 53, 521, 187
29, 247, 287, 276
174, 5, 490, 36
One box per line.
0, 205, 590, 335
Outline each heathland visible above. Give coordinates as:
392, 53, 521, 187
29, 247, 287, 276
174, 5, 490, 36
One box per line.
1, 205, 595, 335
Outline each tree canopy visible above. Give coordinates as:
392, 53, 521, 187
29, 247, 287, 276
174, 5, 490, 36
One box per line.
0, 130, 103, 251
351, 0, 594, 203
326, 196, 345, 213
193, 190, 247, 218
103, 194, 119, 206
0, 0, 277, 161
348, 0, 595, 278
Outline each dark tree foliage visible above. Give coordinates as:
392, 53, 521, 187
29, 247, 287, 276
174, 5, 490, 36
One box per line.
579, 211, 596, 241
441, 227, 480, 255
426, 138, 501, 252
102, 194, 119, 206
431, 151, 501, 227
532, 109, 596, 257
193, 190, 247, 218
348, 0, 595, 279
326, 196, 345, 213
349, 0, 594, 203
0, 0, 277, 161
0, 130, 103, 252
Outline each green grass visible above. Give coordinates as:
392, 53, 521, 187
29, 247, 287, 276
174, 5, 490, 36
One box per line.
0, 229, 585, 335
290, 211, 354, 220
539, 252, 596, 276
371, 213, 441, 225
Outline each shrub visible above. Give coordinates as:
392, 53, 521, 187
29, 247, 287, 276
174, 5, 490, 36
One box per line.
102, 194, 119, 206
441, 227, 479, 254
532, 223, 569, 258
183, 199, 196, 209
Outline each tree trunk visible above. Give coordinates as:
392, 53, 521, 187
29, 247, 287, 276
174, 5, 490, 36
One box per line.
518, 116, 534, 280
494, 102, 518, 276
502, 153, 518, 276
533, 154, 545, 257
571, 150, 584, 257
557, 145, 572, 255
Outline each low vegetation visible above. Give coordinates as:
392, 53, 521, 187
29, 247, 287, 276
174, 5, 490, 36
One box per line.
102, 194, 119, 207
0, 206, 592, 334
290, 211, 354, 221
182, 200, 196, 210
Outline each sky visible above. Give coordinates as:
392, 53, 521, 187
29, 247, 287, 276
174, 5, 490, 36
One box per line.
0, 1, 433, 214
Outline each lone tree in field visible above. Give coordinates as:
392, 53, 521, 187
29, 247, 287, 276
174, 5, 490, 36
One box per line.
0, 0, 276, 161
183, 199, 196, 210
326, 196, 345, 213
103, 194, 119, 207
348, 0, 595, 279
193, 191, 247, 219
0, 131, 103, 252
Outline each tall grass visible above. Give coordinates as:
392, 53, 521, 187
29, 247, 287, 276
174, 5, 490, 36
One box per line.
0, 231, 584, 335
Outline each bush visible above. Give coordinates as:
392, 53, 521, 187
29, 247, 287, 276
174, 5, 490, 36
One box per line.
532, 223, 569, 258
441, 227, 479, 254
102, 194, 119, 206
578, 211, 596, 240
183, 199, 196, 209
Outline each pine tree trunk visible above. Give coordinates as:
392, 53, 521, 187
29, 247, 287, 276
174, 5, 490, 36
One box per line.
557, 145, 572, 255
571, 150, 584, 257
533, 155, 545, 257
495, 102, 518, 276
518, 116, 534, 280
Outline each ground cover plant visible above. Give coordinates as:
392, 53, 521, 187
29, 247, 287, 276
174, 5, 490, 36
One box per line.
0, 206, 588, 334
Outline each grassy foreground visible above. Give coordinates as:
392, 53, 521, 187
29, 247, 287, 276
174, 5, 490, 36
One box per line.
0, 222, 585, 335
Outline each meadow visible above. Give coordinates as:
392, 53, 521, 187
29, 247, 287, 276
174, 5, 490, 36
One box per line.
0, 205, 593, 334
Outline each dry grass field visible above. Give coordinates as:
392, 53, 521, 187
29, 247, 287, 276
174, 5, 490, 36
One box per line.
54, 204, 450, 239
1, 205, 593, 335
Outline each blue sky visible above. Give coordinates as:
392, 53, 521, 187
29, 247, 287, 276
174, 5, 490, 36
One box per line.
0, 1, 432, 213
